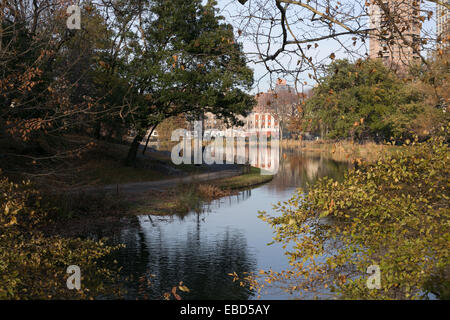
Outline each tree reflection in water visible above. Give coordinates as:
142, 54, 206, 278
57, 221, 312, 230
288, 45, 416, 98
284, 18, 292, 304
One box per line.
269, 151, 352, 192
113, 212, 257, 300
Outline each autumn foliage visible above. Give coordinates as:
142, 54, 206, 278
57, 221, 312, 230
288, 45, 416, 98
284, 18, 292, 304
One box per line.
254, 130, 449, 299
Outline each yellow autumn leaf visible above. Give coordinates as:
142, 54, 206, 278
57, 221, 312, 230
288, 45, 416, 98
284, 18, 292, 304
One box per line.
6, 216, 17, 226
178, 285, 190, 292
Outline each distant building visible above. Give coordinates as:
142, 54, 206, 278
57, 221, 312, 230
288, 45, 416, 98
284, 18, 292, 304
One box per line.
369, 0, 422, 70
191, 79, 305, 139
240, 109, 279, 138
243, 79, 298, 137
274, 78, 289, 91
437, 1, 449, 48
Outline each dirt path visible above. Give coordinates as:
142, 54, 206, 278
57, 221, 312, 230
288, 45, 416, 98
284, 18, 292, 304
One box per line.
83, 169, 242, 194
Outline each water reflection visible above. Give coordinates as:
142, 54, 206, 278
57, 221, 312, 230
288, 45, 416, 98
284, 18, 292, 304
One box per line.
114, 215, 257, 299
269, 151, 351, 192
105, 151, 350, 299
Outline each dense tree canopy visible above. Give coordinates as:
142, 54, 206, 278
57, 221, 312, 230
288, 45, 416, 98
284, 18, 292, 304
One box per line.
299, 59, 447, 141
125, 0, 255, 163
0, 0, 255, 171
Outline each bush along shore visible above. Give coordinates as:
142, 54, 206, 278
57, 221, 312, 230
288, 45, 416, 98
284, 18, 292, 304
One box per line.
254, 132, 449, 299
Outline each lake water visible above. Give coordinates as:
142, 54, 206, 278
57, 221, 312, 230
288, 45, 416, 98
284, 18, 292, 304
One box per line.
106, 152, 351, 299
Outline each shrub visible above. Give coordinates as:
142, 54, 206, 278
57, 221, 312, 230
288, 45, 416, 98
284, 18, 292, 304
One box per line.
0, 175, 123, 299
258, 134, 449, 299
196, 184, 229, 200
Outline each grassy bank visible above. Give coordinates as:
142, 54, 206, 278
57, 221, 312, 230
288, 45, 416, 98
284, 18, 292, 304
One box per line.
72, 139, 275, 217
73, 137, 207, 186
281, 139, 397, 163
127, 167, 273, 216
21, 134, 276, 224
214, 167, 273, 190
44, 166, 274, 224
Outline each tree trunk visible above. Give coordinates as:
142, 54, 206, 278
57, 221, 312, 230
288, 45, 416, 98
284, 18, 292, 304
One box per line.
142, 124, 158, 155
126, 133, 144, 166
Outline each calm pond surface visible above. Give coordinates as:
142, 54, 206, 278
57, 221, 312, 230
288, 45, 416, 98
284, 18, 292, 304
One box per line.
103, 152, 351, 299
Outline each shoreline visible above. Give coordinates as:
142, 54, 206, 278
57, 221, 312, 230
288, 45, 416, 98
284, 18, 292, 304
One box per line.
45, 167, 274, 237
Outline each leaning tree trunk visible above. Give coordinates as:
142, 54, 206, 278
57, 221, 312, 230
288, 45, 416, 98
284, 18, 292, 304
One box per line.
142, 124, 158, 155
126, 133, 144, 166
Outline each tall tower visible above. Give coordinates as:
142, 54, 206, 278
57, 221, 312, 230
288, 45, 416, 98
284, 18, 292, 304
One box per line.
437, 2, 449, 48
369, 0, 422, 70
